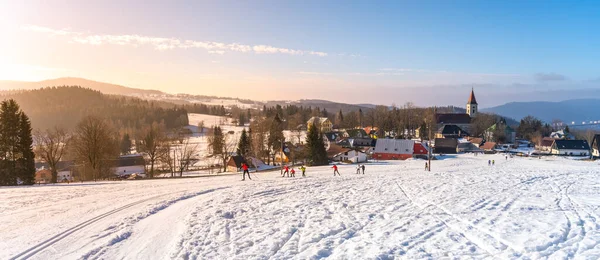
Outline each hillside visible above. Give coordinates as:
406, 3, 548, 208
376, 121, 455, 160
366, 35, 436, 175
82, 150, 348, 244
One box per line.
0, 77, 163, 96
0, 87, 187, 130
483, 99, 600, 124
265, 99, 371, 113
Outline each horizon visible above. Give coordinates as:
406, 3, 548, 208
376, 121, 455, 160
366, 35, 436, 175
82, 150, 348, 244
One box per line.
1, 1, 599, 107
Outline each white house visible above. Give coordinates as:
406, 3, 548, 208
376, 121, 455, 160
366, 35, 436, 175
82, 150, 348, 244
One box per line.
333, 149, 368, 163
551, 140, 590, 156
115, 154, 146, 176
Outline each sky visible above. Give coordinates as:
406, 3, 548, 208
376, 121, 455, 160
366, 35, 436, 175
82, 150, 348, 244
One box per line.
0, 0, 599, 106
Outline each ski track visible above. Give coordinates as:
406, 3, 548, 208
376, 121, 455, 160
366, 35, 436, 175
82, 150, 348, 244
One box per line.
3, 154, 600, 259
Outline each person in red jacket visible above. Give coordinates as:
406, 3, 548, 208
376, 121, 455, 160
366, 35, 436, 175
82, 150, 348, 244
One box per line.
241, 163, 251, 181
282, 165, 290, 177
332, 164, 340, 176
290, 168, 296, 177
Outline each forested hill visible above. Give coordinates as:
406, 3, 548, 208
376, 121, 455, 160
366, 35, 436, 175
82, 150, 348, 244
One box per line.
0, 87, 188, 131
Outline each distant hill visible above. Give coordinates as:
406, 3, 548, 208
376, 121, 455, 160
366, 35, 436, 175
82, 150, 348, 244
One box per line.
0, 87, 187, 130
265, 99, 372, 113
483, 99, 600, 124
0, 77, 163, 95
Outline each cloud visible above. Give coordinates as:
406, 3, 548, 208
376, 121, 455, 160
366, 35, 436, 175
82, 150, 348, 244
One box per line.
535, 73, 568, 82
23, 25, 328, 57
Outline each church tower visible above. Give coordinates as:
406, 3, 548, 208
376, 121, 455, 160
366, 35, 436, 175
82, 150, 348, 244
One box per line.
466, 88, 478, 117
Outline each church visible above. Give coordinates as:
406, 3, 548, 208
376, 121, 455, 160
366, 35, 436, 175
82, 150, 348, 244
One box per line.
434, 89, 478, 136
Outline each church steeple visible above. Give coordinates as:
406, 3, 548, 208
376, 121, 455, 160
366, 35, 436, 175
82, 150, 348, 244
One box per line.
466, 88, 478, 117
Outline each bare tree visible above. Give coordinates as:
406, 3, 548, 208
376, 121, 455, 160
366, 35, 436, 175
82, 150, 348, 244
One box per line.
137, 122, 168, 178
176, 139, 199, 177
72, 116, 119, 181
34, 127, 70, 183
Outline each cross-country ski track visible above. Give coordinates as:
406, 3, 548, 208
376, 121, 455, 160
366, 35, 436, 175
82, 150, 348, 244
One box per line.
2, 154, 600, 259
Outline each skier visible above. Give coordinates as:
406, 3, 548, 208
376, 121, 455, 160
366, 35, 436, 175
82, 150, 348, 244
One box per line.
356, 165, 361, 174
290, 168, 296, 177
488, 160, 491, 166
283, 165, 290, 177
425, 162, 429, 171
492, 160, 495, 166
300, 165, 306, 177
241, 163, 251, 181
332, 164, 340, 176
361, 164, 365, 174
506, 155, 508, 160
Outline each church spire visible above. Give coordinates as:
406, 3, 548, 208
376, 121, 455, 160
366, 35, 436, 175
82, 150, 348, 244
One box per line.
467, 87, 477, 105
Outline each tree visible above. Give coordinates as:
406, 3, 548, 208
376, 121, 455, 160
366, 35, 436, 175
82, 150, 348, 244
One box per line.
335, 110, 344, 128
17, 112, 36, 185
208, 126, 235, 172
268, 114, 284, 165
176, 139, 198, 177
34, 127, 70, 183
120, 133, 132, 155
517, 115, 543, 141
72, 116, 119, 181
137, 123, 167, 178
306, 121, 328, 166
237, 128, 251, 157
0, 99, 35, 185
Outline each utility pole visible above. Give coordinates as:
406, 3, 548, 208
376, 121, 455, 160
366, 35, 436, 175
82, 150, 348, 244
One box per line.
428, 118, 432, 172
280, 137, 284, 175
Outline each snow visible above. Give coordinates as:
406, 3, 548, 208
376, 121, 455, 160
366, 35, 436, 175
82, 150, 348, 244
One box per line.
3, 155, 600, 259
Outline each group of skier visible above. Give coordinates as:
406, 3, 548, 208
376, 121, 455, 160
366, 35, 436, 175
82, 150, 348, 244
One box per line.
281, 165, 307, 177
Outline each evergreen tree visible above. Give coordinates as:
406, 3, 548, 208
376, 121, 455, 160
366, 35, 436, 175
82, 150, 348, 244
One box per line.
306, 121, 328, 166
120, 133, 132, 155
237, 128, 251, 157
17, 112, 35, 185
0, 99, 35, 185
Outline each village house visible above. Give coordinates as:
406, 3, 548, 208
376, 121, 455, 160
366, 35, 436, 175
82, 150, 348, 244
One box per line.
591, 134, 600, 159
434, 89, 478, 134
373, 139, 414, 160
550, 129, 574, 140
480, 141, 497, 152
332, 148, 368, 163
115, 154, 146, 176
537, 137, 556, 152
35, 161, 75, 182
484, 119, 517, 144
433, 138, 458, 154
435, 125, 469, 139
343, 128, 369, 138
468, 137, 484, 148
551, 140, 590, 156
307, 117, 333, 133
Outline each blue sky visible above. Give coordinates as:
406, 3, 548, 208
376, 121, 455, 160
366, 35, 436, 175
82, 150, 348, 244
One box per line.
0, 0, 599, 106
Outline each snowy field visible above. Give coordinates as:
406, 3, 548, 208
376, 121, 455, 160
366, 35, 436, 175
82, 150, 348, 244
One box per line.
3, 155, 600, 259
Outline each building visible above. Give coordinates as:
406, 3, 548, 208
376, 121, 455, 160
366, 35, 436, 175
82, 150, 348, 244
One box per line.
480, 142, 497, 152
484, 119, 517, 144
468, 137, 484, 148
551, 140, 590, 156
333, 149, 368, 163
35, 161, 75, 182
433, 138, 458, 154
373, 139, 414, 160
466, 88, 478, 117
115, 154, 146, 176
343, 128, 369, 138
435, 125, 469, 139
227, 156, 248, 172
550, 130, 575, 140
537, 137, 556, 152
591, 134, 600, 158
307, 117, 333, 133
35, 169, 52, 184
413, 142, 430, 155
435, 89, 480, 133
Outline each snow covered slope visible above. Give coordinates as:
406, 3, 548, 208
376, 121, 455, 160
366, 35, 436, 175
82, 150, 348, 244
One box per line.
2, 155, 600, 259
